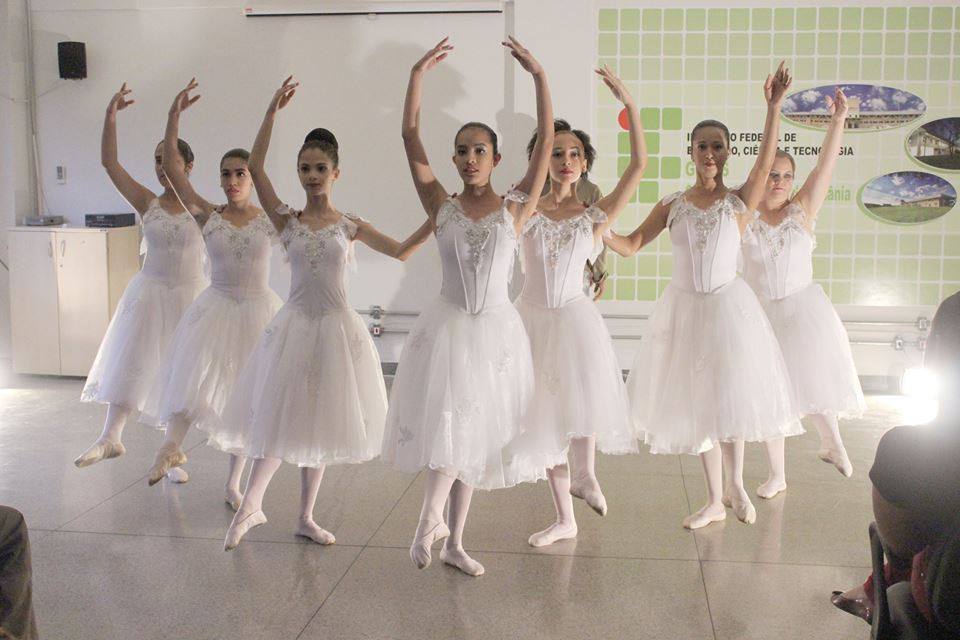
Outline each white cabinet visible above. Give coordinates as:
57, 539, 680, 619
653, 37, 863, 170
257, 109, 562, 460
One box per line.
7, 226, 140, 375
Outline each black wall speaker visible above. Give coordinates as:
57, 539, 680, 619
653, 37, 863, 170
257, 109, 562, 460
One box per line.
58, 42, 86, 80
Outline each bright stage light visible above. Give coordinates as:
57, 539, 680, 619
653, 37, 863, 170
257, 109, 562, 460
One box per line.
900, 367, 939, 425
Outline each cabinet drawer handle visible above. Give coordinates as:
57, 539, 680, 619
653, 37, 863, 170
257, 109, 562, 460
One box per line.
48, 241, 53, 257
60, 240, 66, 257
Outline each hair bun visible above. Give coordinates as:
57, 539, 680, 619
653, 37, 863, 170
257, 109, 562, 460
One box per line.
304, 128, 338, 150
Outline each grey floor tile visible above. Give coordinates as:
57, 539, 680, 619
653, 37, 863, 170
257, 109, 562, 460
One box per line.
31, 530, 360, 640
703, 560, 871, 640
301, 547, 714, 640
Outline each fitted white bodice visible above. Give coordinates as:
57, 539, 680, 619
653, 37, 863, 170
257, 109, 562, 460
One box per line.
140, 199, 206, 285
665, 191, 747, 293
741, 201, 815, 300
201, 208, 276, 299
278, 206, 359, 316
435, 193, 527, 314
520, 206, 606, 308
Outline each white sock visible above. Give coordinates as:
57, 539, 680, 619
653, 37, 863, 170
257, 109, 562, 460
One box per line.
224, 457, 282, 550
529, 464, 578, 547
721, 440, 755, 524
684, 445, 726, 530
296, 466, 334, 544
224, 454, 246, 510
410, 469, 455, 569
75, 404, 131, 467
567, 436, 607, 516
442, 480, 483, 576
757, 437, 787, 498
811, 413, 853, 477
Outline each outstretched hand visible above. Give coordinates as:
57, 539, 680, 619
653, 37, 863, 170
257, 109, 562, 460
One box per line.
268, 76, 299, 114
170, 78, 201, 116
763, 61, 792, 106
107, 82, 135, 117
503, 36, 542, 75
826, 86, 849, 120
595, 64, 632, 105
413, 37, 454, 74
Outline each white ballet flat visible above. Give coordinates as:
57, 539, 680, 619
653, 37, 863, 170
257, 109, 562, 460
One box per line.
147, 444, 187, 486
409, 519, 451, 569
74, 439, 126, 468
224, 510, 267, 551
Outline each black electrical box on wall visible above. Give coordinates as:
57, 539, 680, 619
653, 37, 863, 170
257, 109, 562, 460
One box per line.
58, 42, 87, 79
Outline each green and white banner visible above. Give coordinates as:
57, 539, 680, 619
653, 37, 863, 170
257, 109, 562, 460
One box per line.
593, 4, 959, 307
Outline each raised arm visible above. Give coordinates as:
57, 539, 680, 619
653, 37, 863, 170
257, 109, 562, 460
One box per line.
593, 66, 647, 235
101, 83, 155, 214
736, 61, 792, 215
162, 78, 214, 217
402, 38, 454, 222
795, 86, 848, 223
353, 218, 434, 262
250, 76, 299, 232
602, 199, 670, 257
503, 36, 553, 223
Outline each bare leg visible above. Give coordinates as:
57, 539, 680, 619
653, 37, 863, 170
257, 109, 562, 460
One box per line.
410, 468, 454, 569
297, 465, 335, 544
683, 445, 726, 529
74, 404, 131, 467
528, 463, 578, 547
224, 454, 246, 511
568, 436, 607, 516
440, 480, 484, 576
812, 413, 852, 477
721, 440, 756, 524
223, 457, 282, 550
757, 437, 788, 498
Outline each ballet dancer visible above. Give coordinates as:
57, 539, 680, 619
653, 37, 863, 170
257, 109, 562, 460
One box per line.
605, 62, 803, 529
75, 83, 205, 485
381, 36, 553, 576
216, 77, 433, 550
142, 79, 282, 511
516, 65, 647, 547
741, 85, 865, 498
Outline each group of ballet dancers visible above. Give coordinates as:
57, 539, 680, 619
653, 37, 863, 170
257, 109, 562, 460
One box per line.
73, 37, 863, 577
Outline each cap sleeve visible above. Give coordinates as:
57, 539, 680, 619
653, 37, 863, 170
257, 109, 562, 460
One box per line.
663, 191, 685, 228
341, 213, 363, 240
727, 192, 748, 216
584, 205, 608, 225
504, 188, 531, 204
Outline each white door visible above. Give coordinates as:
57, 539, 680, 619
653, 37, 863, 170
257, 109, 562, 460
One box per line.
9, 231, 61, 374
56, 232, 109, 376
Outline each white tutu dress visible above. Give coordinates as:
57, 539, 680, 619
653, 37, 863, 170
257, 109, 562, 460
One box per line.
511, 205, 636, 470
627, 191, 803, 454
81, 199, 208, 411
206, 207, 387, 467
741, 201, 865, 417
141, 208, 282, 433
381, 193, 543, 490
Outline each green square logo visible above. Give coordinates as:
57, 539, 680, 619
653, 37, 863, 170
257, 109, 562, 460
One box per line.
796, 7, 816, 30
640, 107, 660, 130
751, 8, 772, 30
661, 157, 682, 179
662, 108, 682, 130
642, 8, 661, 31
638, 181, 659, 203
686, 8, 706, 30
620, 8, 640, 31
598, 9, 618, 31
862, 7, 883, 30
774, 8, 793, 31
729, 8, 749, 31
663, 8, 683, 31
708, 8, 727, 30
644, 157, 660, 179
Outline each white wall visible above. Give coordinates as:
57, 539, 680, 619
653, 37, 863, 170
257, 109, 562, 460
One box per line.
0, 0, 35, 360
4, 0, 595, 362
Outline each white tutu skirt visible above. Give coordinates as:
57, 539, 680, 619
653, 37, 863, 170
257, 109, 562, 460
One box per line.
140, 286, 282, 433
758, 283, 866, 418
509, 296, 637, 471
205, 305, 388, 467
81, 273, 207, 411
627, 278, 803, 455
381, 297, 544, 490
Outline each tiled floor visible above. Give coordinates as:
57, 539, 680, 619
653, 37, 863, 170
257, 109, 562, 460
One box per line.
0, 369, 899, 639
